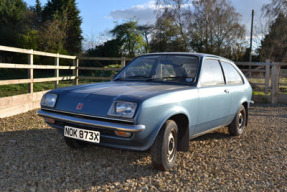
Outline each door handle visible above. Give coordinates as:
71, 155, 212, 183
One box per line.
224, 89, 230, 93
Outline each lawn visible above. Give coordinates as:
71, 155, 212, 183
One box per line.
248, 77, 287, 95
0, 79, 106, 98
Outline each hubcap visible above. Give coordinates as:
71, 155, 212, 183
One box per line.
238, 112, 244, 130
167, 131, 176, 162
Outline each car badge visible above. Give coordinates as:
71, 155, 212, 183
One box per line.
76, 103, 83, 110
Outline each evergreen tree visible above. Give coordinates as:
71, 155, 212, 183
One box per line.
0, 0, 28, 46
42, 0, 83, 55
259, 0, 287, 62
34, 0, 42, 24
86, 39, 123, 58
259, 14, 287, 62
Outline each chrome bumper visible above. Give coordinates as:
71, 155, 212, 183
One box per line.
37, 110, 145, 133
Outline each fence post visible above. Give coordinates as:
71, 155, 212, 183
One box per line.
28, 50, 33, 94
73, 58, 79, 85
249, 62, 252, 77
121, 57, 126, 68
271, 62, 281, 104
55, 53, 59, 89
264, 59, 270, 94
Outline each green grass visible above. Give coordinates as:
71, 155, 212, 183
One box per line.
252, 91, 269, 96
248, 77, 287, 95
0, 65, 120, 98
0, 79, 105, 98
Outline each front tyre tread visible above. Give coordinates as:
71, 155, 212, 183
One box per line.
151, 120, 178, 171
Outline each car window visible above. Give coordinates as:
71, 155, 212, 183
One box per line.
122, 57, 154, 78
154, 63, 176, 78
154, 56, 198, 80
115, 55, 199, 84
221, 61, 243, 85
200, 59, 225, 87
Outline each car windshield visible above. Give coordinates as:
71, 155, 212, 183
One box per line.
114, 55, 199, 84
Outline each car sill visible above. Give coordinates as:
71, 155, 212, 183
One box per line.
190, 124, 229, 140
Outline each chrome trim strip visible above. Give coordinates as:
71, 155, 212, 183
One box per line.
41, 107, 134, 123
37, 110, 145, 133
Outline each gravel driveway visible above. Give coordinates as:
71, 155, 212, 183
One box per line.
0, 104, 286, 191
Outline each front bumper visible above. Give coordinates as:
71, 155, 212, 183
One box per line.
37, 109, 151, 151
37, 110, 145, 133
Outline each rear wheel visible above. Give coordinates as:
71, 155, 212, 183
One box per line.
228, 105, 246, 136
151, 120, 178, 171
64, 137, 88, 149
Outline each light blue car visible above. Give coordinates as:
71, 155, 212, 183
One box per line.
38, 53, 252, 170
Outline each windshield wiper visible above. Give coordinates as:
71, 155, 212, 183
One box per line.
127, 75, 151, 79
113, 77, 123, 81
161, 76, 194, 83
161, 76, 185, 80
127, 76, 157, 81
114, 76, 156, 81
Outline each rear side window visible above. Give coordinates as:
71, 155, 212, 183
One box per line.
221, 62, 243, 85
200, 59, 225, 87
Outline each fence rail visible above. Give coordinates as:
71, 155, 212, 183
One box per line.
235, 60, 287, 104
0, 45, 129, 118
0, 45, 286, 118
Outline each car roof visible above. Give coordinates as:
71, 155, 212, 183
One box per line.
141, 52, 234, 64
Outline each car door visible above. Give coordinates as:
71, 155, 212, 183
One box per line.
195, 58, 231, 134
221, 61, 245, 122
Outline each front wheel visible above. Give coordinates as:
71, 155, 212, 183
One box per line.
151, 120, 178, 171
228, 105, 246, 136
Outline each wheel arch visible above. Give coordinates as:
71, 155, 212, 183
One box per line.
242, 101, 248, 126
169, 113, 190, 152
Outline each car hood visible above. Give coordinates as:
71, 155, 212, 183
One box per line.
51, 81, 190, 117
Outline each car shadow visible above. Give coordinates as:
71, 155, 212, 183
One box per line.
0, 128, 161, 191
249, 104, 287, 118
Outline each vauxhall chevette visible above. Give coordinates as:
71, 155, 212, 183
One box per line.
38, 53, 252, 170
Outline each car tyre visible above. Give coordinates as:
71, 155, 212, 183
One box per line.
228, 105, 246, 136
151, 120, 178, 171
64, 137, 88, 149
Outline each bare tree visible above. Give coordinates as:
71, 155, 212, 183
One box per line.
154, 0, 191, 51
154, 0, 246, 57
262, 0, 287, 21
189, 0, 246, 56
137, 24, 155, 53
83, 30, 111, 51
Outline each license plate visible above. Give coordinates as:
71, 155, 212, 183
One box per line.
64, 126, 100, 143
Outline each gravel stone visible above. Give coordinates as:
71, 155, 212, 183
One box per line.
0, 104, 286, 191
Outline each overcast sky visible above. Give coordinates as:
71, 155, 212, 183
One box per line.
25, 0, 270, 47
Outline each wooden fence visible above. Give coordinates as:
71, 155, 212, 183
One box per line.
0, 45, 286, 118
0, 45, 129, 118
236, 61, 287, 104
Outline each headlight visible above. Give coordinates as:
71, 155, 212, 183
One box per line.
108, 101, 137, 118
40, 93, 58, 108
